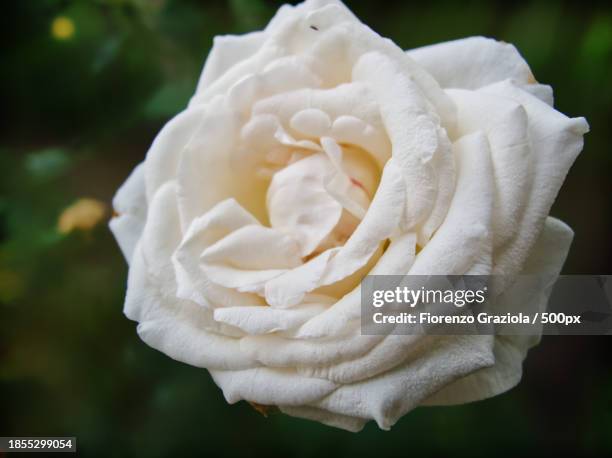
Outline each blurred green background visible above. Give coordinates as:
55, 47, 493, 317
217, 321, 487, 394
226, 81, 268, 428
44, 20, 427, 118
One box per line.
1, 0, 611, 456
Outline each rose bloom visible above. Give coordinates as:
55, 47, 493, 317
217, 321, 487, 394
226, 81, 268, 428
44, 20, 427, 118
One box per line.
110, 0, 588, 431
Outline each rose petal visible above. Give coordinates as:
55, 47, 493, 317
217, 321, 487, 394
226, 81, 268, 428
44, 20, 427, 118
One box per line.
201, 225, 301, 293
353, 51, 445, 232
264, 248, 339, 308
423, 217, 574, 405
448, 88, 532, 249
267, 153, 344, 257
481, 80, 588, 280
294, 232, 417, 340
290, 108, 332, 138
312, 335, 494, 430
140, 181, 183, 281
144, 106, 206, 201
172, 199, 266, 308
109, 163, 147, 263
407, 36, 536, 90
213, 303, 326, 335
226, 56, 322, 116
210, 367, 337, 406
240, 328, 384, 368
410, 131, 494, 275
176, 97, 269, 228
195, 31, 267, 94
135, 306, 257, 371
313, 159, 406, 287
253, 83, 390, 166
124, 186, 257, 371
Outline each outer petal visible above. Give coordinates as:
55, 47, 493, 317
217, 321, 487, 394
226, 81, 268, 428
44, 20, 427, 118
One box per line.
195, 31, 267, 94
124, 184, 257, 371
134, 288, 257, 371
299, 334, 429, 384
481, 80, 588, 280
139, 182, 183, 282
407, 36, 535, 90
240, 327, 385, 368
210, 367, 337, 406
109, 163, 147, 263
312, 335, 495, 430
423, 217, 575, 405
265, 0, 358, 35
144, 107, 206, 201
121, 182, 182, 323
213, 303, 326, 335
447, 88, 532, 249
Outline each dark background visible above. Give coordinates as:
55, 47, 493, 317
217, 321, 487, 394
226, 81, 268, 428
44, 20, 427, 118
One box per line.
1, 0, 610, 456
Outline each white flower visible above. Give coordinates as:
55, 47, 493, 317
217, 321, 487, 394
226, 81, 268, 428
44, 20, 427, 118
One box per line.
110, 0, 588, 431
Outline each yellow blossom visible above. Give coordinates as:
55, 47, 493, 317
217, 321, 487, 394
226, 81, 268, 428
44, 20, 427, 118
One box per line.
58, 198, 107, 234
51, 16, 75, 41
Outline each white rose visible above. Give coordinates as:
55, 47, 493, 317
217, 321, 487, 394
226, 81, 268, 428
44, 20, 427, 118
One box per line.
110, 0, 588, 431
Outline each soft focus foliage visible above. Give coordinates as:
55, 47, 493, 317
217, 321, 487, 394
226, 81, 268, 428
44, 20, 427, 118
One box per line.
1, 1, 610, 456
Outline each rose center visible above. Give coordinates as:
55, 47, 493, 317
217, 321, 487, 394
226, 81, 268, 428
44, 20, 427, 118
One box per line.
266, 137, 379, 259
